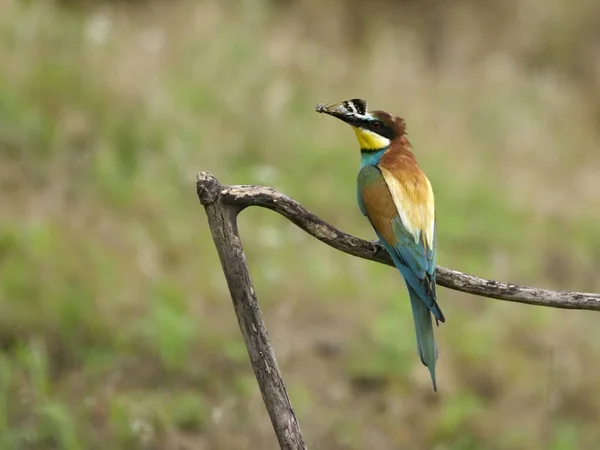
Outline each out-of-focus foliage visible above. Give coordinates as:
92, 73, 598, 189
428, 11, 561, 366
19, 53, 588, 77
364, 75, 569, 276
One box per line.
1, 0, 599, 448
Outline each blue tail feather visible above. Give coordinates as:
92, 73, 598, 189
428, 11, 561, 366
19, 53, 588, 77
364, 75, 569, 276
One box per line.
407, 283, 438, 392
375, 235, 441, 391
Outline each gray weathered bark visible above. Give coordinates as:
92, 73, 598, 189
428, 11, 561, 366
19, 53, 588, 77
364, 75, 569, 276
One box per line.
197, 172, 307, 450
196, 171, 600, 449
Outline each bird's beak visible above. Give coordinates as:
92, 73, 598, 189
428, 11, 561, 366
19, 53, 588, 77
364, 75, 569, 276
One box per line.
315, 101, 360, 126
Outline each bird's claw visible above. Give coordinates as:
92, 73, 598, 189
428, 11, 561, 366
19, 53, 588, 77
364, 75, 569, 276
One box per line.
370, 239, 382, 247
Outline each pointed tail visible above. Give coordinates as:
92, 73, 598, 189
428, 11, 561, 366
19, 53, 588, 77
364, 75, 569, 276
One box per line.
407, 284, 438, 392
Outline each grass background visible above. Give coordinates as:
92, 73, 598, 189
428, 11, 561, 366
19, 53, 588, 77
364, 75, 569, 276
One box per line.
1, 0, 600, 448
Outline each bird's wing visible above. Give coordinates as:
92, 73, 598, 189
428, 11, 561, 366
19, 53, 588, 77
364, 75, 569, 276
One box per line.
358, 164, 443, 322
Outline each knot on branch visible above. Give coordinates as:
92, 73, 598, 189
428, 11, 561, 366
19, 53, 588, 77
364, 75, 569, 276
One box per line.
197, 171, 223, 205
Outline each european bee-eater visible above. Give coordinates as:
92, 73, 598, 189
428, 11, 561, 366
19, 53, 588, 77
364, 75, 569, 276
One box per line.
316, 99, 444, 391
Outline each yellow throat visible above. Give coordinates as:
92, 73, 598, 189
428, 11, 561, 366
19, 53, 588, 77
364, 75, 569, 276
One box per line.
352, 127, 391, 151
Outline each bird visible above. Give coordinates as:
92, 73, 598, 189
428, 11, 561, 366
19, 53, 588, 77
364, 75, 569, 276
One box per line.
316, 99, 444, 391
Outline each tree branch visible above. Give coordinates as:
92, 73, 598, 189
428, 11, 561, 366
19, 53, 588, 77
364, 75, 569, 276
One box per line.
196, 171, 600, 450
197, 172, 307, 450
198, 171, 600, 311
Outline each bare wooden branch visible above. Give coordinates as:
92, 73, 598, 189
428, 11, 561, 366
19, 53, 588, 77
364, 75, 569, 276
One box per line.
198, 171, 600, 311
196, 171, 600, 450
197, 172, 307, 450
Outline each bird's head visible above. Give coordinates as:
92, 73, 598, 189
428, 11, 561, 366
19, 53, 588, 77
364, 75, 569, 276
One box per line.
315, 98, 406, 152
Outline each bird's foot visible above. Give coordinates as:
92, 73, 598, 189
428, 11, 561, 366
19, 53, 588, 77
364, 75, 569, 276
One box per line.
370, 239, 382, 247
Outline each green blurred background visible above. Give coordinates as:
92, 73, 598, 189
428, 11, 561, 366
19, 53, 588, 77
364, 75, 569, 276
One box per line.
1, 0, 600, 448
